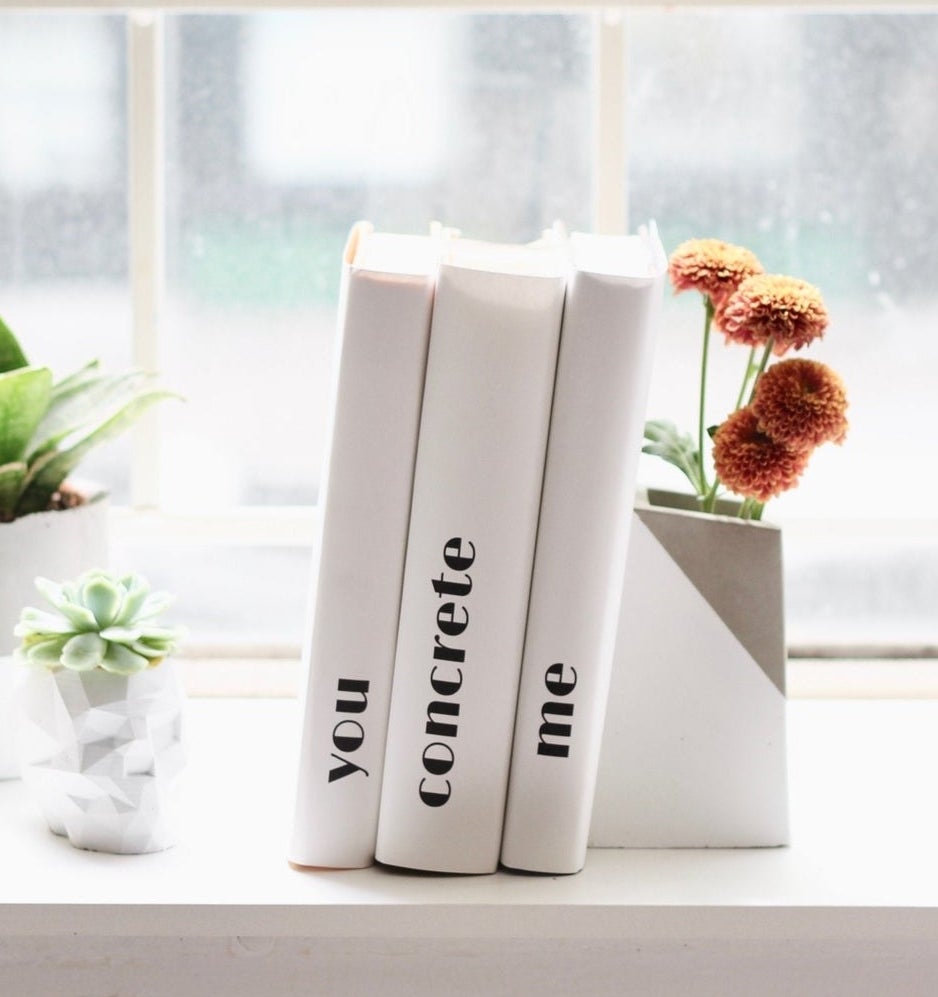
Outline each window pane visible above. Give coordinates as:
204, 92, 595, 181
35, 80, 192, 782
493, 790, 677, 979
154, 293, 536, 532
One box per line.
113, 541, 309, 649
163, 12, 593, 510
628, 11, 938, 648
0, 13, 131, 500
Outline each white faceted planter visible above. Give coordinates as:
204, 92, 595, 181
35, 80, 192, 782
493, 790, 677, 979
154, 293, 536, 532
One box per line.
0, 483, 109, 780
17, 662, 186, 854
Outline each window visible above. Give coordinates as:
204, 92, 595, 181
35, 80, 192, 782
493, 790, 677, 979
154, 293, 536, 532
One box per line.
1, 5, 935, 669
627, 10, 938, 653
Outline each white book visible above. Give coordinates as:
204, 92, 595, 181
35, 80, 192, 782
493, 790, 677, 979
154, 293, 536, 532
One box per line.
289, 222, 439, 869
375, 238, 566, 874
500, 226, 666, 874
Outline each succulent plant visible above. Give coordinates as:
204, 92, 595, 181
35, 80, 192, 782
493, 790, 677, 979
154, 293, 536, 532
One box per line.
0, 313, 175, 521
14, 570, 184, 675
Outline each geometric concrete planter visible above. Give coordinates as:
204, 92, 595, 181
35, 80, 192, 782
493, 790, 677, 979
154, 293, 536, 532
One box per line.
16, 662, 186, 854
589, 488, 789, 848
0, 483, 109, 780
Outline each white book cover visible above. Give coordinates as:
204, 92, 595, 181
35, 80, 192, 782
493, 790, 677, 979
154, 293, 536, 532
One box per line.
500, 226, 667, 874
375, 239, 566, 874
289, 222, 439, 869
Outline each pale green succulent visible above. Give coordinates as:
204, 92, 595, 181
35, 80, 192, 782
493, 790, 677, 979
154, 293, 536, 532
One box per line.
14, 570, 184, 675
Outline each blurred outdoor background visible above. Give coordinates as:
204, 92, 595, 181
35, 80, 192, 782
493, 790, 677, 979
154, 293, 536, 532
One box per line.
1, 10, 936, 654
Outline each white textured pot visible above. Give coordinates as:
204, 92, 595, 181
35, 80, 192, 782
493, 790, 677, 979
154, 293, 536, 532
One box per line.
589, 487, 789, 848
0, 483, 109, 780
16, 661, 186, 854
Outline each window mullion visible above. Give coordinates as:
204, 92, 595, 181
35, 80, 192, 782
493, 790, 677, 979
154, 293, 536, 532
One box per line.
593, 8, 627, 235
128, 11, 165, 510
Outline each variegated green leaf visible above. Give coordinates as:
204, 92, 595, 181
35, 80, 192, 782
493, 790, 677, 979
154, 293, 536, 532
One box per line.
0, 461, 26, 519
0, 366, 53, 466
16, 389, 177, 516
28, 369, 154, 461
0, 314, 28, 373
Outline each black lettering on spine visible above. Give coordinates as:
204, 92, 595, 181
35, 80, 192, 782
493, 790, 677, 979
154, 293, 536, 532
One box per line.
335, 677, 370, 714
419, 778, 452, 807
419, 537, 474, 807
426, 700, 460, 739
328, 678, 371, 781
537, 663, 578, 758
329, 753, 369, 782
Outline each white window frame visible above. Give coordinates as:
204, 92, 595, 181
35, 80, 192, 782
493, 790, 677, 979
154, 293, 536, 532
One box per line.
5, 0, 938, 679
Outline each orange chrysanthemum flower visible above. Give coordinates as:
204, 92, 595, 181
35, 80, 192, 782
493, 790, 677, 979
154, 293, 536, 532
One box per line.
717, 274, 829, 354
668, 239, 764, 307
752, 358, 848, 450
712, 407, 811, 503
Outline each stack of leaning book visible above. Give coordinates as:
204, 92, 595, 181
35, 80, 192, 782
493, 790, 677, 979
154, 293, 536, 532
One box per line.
289, 220, 666, 876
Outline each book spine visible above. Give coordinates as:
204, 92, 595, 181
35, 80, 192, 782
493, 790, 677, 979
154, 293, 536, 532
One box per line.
500, 239, 665, 874
375, 262, 565, 874
289, 256, 434, 869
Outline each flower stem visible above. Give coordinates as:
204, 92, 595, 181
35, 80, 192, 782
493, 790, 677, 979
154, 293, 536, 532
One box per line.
697, 296, 715, 496
746, 338, 775, 405
734, 346, 757, 412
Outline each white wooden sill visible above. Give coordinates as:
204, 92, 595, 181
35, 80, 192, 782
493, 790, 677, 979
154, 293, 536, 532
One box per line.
2, 696, 938, 996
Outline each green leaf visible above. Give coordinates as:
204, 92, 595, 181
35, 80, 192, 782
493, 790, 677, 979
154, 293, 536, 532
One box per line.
0, 315, 28, 373
642, 419, 707, 496
13, 608, 75, 637
28, 368, 154, 461
61, 633, 107, 671
130, 640, 170, 660
136, 591, 175, 620
48, 359, 101, 402
99, 626, 143, 644
101, 642, 150, 676
19, 635, 69, 668
34, 577, 99, 630
82, 576, 122, 627
0, 462, 26, 519
0, 366, 53, 465
15, 388, 177, 516
113, 575, 151, 625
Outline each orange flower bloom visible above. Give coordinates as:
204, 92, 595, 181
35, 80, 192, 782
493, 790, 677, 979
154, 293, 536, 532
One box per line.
752, 358, 848, 449
717, 274, 828, 354
712, 407, 811, 503
668, 239, 764, 307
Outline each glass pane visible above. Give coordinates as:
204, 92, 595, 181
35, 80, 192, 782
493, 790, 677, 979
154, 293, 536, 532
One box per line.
163, 12, 593, 509
113, 541, 309, 648
628, 11, 938, 648
0, 13, 131, 500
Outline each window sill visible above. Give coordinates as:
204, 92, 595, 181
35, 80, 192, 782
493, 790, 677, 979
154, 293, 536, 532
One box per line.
2, 697, 937, 994
170, 654, 938, 699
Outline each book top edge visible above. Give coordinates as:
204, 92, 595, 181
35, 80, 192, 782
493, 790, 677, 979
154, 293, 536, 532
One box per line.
350, 231, 441, 278
441, 240, 568, 279
341, 219, 669, 280
570, 223, 668, 280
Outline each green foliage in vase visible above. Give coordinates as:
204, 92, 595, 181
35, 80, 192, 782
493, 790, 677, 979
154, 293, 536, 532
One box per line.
15, 571, 184, 675
0, 314, 176, 521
